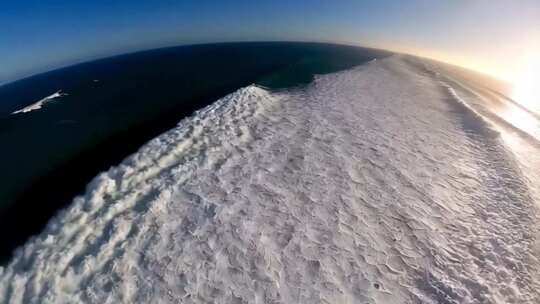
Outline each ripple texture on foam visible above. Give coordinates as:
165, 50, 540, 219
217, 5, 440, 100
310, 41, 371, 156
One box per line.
1, 56, 539, 304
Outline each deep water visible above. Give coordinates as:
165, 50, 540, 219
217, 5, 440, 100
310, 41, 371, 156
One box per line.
0, 42, 389, 263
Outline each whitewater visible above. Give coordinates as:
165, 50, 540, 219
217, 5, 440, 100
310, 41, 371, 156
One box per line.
1, 55, 539, 303
11, 90, 67, 115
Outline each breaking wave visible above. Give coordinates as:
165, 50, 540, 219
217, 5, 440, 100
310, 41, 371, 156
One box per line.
11, 90, 67, 115
1, 56, 539, 303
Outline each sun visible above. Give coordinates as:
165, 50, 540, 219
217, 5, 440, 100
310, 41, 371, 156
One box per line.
511, 55, 540, 113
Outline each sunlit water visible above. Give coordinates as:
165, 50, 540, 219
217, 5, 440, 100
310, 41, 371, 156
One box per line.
431, 62, 540, 197
511, 57, 540, 116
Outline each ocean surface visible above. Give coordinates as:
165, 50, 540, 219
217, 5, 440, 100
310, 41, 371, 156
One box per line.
0, 42, 389, 263
1, 44, 540, 303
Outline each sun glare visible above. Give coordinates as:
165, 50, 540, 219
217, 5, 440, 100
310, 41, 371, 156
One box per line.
512, 55, 540, 113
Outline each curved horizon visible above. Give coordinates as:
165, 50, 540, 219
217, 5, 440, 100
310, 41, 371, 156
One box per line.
0, 40, 508, 87
2, 1, 538, 85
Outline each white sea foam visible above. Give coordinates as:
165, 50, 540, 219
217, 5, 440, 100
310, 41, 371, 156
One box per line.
1, 56, 539, 303
11, 90, 67, 115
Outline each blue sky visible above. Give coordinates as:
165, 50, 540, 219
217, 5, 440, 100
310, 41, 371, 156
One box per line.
1, 0, 539, 83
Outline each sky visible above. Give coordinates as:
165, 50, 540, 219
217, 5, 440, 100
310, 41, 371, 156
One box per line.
1, 0, 539, 85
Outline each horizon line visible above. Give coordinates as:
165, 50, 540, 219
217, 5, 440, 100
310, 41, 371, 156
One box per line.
0, 40, 507, 88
